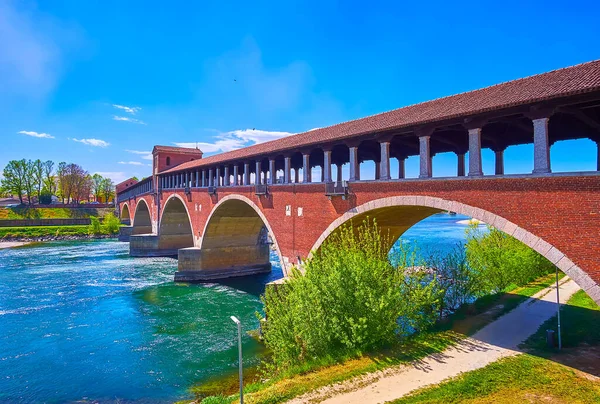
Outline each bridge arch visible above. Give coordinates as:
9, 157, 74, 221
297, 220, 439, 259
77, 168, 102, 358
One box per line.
121, 203, 131, 224
310, 195, 598, 302
158, 194, 195, 251
132, 198, 153, 235
200, 194, 284, 275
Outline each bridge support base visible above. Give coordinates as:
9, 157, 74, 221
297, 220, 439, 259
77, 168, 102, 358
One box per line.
118, 226, 133, 242
175, 246, 272, 281
129, 234, 179, 257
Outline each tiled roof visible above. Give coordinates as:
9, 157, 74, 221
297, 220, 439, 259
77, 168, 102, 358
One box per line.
164, 60, 600, 173
153, 145, 203, 155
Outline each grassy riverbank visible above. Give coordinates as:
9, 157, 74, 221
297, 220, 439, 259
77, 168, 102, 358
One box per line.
190, 273, 563, 404
392, 290, 600, 403
0, 207, 114, 220
0, 225, 118, 239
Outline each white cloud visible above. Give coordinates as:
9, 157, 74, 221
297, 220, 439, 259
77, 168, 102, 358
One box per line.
174, 128, 294, 154
113, 116, 146, 125
118, 161, 144, 166
112, 104, 141, 115
72, 138, 110, 147
125, 150, 153, 160
18, 130, 54, 139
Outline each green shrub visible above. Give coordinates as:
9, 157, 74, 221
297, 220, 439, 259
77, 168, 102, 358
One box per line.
39, 191, 53, 205
259, 219, 442, 369
102, 212, 120, 234
465, 225, 555, 292
88, 216, 101, 235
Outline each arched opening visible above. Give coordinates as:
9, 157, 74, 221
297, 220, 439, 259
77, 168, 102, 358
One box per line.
132, 199, 152, 235
158, 196, 194, 252
311, 196, 598, 304
121, 203, 131, 225
194, 196, 280, 278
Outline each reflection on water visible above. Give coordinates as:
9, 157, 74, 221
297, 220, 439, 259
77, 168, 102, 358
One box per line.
0, 213, 475, 403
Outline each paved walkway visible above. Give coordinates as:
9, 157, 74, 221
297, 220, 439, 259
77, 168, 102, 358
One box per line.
289, 277, 580, 404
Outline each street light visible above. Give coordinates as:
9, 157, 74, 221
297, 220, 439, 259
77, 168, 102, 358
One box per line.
230, 316, 243, 404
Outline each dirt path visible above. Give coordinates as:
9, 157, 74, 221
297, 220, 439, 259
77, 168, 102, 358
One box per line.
288, 278, 580, 404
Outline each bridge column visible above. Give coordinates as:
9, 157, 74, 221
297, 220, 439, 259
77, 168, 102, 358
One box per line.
185, 172, 189, 188
379, 141, 391, 180
398, 157, 405, 179
303, 153, 311, 183
208, 169, 214, 187
216, 167, 221, 187
418, 135, 432, 178
494, 149, 505, 175
269, 159, 276, 184
457, 153, 466, 176
201, 170, 206, 187
532, 117, 551, 174
233, 165, 239, 185
337, 163, 343, 181
468, 128, 484, 176
284, 157, 291, 183
224, 166, 230, 186
597, 141, 600, 171
243, 163, 250, 185
294, 167, 299, 183
349, 146, 360, 181
255, 161, 262, 184
323, 149, 332, 182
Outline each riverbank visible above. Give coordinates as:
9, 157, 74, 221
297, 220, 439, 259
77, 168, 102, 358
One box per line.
0, 241, 32, 249
0, 231, 117, 244
0, 224, 119, 241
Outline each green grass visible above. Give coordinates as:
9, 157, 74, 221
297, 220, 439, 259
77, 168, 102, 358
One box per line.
0, 225, 113, 239
521, 289, 600, 354
391, 354, 600, 403
195, 273, 562, 404
0, 207, 114, 220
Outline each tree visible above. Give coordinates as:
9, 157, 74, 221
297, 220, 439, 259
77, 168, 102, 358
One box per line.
21, 159, 36, 205
1, 160, 27, 204
42, 160, 56, 195
101, 178, 115, 203
92, 174, 104, 202
32, 159, 44, 202
57, 162, 68, 203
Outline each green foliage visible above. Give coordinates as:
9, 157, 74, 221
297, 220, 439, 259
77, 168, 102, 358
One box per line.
259, 219, 442, 369
102, 212, 121, 234
88, 216, 102, 235
39, 191, 53, 205
465, 224, 555, 292
0, 225, 91, 239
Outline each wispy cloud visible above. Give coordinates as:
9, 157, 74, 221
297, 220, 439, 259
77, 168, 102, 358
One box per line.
113, 116, 146, 125
72, 138, 110, 147
125, 150, 153, 160
18, 130, 54, 139
118, 161, 144, 166
174, 128, 293, 154
94, 171, 129, 184
112, 104, 141, 115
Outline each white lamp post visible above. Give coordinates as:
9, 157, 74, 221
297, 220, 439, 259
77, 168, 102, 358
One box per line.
230, 316, 243, 403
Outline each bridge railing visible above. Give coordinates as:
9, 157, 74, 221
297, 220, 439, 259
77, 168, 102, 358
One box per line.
117, 177, 153, 202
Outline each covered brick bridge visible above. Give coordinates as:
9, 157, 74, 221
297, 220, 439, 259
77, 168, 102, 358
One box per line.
117, 60, 600, 304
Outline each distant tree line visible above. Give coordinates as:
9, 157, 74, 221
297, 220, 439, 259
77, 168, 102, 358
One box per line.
0, 159, 115, 205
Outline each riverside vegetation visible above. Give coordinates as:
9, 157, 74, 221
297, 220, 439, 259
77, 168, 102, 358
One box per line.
0, 213, 122, 240
197, 220, 558, 404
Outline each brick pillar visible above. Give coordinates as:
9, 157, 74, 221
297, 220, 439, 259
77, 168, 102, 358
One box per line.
208, 169, 214, 187
255, 161, 261, 185
349, 146, 360, 181
323, 149, 332, 182
419, 135, 432, 178
284, 157, 291, 183
380, 141, 391, 180
337, 164, 343, 182
233, 165, 239, 186
243, 163, 250, 185
269, 159, 276, 184
224, 166, 230, 186
495, 149, 505, 175
457, 153, 465, 176
398, 157, 405, 179
302, 153, 311, 183
532, 117, 551, 174
468, 128, 483, 176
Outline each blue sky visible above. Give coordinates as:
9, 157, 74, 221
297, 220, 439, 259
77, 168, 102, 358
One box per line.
1, 0, 599, 183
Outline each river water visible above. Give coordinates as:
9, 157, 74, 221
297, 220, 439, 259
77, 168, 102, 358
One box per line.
0, 213, 475, 403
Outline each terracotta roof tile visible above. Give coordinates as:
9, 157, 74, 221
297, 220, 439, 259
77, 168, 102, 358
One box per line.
153, 145, 203, 155
163, 60, 600, 173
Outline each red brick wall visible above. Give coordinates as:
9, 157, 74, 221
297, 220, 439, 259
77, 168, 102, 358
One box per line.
154, 151, 202, 174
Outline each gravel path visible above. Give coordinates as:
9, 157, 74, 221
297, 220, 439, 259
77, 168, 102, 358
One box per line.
288, 277, 580, 404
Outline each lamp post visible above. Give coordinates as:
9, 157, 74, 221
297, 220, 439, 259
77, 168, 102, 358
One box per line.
230, 316, 243, 403
556, 267, 562, 350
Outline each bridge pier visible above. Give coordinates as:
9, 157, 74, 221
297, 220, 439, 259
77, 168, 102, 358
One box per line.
118, 226, 133, 242
174, 245, 271, 281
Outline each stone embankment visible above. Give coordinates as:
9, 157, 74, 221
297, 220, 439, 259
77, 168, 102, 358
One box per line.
0, 234, 117, 243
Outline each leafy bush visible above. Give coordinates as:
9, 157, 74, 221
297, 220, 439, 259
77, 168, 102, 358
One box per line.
259, 219, 442, 369
465, 224, 555, 292
39, 191, 53, 205
88, 216, 101, 235
102, 212, 120, 234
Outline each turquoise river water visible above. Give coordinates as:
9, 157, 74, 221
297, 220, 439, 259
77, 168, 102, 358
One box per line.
0, 213, 476, 403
